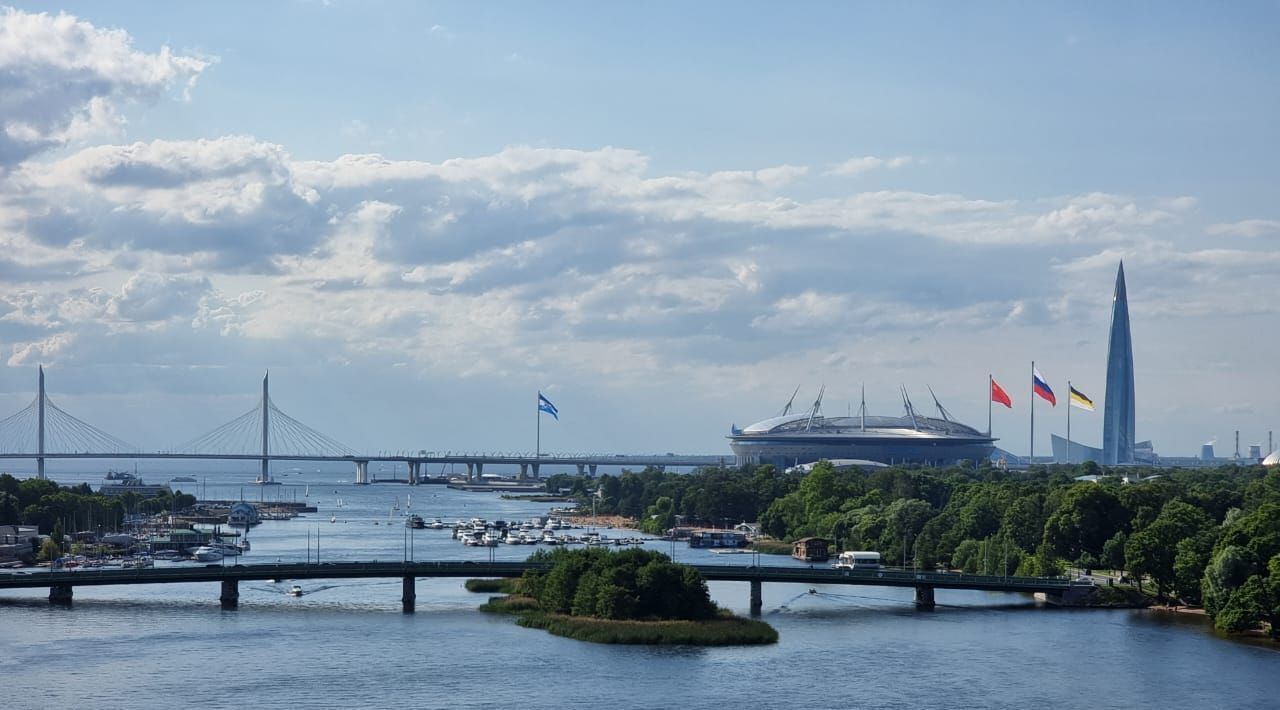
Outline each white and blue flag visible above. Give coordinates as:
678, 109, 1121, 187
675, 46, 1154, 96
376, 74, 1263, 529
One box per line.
538, 392, 559, 420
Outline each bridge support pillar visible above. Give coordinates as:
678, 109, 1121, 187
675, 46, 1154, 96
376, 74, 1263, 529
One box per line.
749, 580, 762, 616
49, 583, 72, 605
518, 463, 528, 480
474, 462, 483, 480
407, 461, 419, 485
576, 463, 585, 476
220, 579, 239, 610
531, 463, 540, 478
588, 464, 597, 477
354, 460, 369, 485
914, 584, 935, 610
402, 575, 416, 613
465, 463, 474, 483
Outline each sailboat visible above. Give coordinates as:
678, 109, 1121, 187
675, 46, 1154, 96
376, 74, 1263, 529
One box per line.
304, 485, 310, 498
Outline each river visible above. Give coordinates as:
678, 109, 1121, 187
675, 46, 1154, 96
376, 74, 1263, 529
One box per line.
1, 471, 1276, 709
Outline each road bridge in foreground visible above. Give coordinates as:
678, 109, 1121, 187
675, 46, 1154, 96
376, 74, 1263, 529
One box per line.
0, 561, 1093, 614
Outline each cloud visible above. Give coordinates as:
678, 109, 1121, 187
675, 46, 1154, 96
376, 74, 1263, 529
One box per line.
824, 155, 914, 177
13, 136, 325, 270
0, 8, 210, 167
107, 272, 213, 323
1207, 219, 1280, 239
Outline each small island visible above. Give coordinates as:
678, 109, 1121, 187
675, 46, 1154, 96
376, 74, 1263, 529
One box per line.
472, 547, 778, 645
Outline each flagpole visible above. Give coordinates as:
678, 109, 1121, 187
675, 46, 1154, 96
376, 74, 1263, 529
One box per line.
1029, 361, 1035, 464
1067, 380, 1072, 465
988, 374, 993, 438
536, 392, 541, 463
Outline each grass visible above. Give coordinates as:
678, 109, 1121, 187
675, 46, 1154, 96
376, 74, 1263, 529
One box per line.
464, 578, 522, 594
479, 595, 778, 645
748, 539, 792, 555
479, 594, 541, 614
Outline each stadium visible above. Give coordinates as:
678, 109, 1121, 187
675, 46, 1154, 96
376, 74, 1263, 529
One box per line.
728, 389, 996, 468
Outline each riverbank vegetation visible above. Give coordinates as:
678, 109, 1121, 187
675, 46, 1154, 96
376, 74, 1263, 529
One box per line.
464, 578, 521, 594
0, 474, 197, 533
477, 547, 777, 645
549, 461, 1280, 639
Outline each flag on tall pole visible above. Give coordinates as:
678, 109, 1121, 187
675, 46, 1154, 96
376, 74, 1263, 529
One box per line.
1066, 383, 1093, 466
1032, 367, 1056, 406
989, 375, 1012, 437
536, 392, 558, 465
1069, 386, 1095, 411
990, 377, 1013, 408
537, 393, 559, 420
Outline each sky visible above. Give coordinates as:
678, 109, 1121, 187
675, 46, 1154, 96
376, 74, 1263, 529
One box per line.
0, 2, 1277, 460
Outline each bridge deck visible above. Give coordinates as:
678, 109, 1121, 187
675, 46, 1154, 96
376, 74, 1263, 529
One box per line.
0, 561, 1083, 595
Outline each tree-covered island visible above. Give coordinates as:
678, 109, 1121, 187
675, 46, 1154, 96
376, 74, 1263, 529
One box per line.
474, 547, 777, 645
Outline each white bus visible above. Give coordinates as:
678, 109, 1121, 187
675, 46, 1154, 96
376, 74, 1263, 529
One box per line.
832, 551, 882, 570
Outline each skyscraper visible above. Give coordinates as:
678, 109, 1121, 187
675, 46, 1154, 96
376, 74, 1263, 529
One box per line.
1102, 262, 1135, 464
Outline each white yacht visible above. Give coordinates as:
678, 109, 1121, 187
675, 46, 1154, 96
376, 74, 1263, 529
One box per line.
192, 546, 223, 562
288, 585, 303, 597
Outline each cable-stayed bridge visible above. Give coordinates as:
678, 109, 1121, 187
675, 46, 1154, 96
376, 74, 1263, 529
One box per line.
0, 368, 727, 483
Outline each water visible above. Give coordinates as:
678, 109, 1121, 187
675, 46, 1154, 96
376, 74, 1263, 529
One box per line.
2, 471, 1276, 709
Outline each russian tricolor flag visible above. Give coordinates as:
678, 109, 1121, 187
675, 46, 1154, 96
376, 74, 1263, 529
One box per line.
1033, 367, 1056, 406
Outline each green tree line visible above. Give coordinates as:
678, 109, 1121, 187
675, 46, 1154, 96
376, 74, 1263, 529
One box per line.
0, 473, 196, 533
551, 461, 1280, 637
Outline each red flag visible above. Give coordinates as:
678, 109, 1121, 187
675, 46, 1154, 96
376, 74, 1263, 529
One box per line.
990, 378, 1012, 409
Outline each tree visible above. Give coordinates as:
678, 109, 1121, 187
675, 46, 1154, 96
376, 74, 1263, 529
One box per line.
1124, 500, 1214, 600
0, 491, 19, 524
1173, 529, 1218, 605
1042, 484, 1125, 561
1101, 531, 1127, 574
1202, 545, 1254, 619
523, 548, 715, 621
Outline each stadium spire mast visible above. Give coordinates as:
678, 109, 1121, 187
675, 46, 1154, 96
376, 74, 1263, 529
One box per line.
805, 385, 825, 432
860, 383, 866, 432
780, 385, 800, 417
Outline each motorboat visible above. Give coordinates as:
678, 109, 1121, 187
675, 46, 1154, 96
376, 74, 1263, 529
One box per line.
406, 515, 426, 529
192, 546, 223, 562
427, 518, 445, 530
288, 585, 304, 597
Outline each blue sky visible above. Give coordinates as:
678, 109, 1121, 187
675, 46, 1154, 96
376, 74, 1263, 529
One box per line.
0, 2, 1277, 460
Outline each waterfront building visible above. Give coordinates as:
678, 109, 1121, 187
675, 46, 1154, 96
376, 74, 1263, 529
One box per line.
688, 530, 749, 548
791, 537, 830, 562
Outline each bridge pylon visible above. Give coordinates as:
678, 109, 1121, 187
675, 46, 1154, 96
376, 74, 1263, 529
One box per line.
37, 366, 45, 479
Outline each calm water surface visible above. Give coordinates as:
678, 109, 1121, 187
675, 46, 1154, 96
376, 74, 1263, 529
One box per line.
2, 472, 1276, 709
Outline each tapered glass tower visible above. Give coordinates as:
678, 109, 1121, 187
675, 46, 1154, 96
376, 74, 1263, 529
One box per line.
1102, 262, 1135, 464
